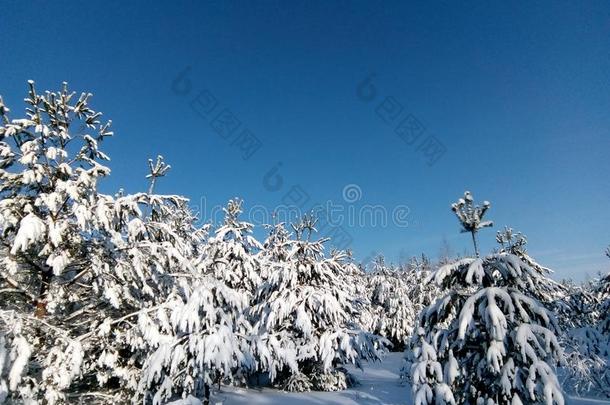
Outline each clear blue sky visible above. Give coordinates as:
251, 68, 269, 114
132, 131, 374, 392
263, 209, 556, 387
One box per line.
1, 1, 609, 280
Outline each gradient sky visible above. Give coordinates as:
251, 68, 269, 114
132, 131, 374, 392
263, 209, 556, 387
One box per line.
1, 1, 609, 280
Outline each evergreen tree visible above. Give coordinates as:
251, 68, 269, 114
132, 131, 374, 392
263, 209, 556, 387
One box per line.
597, 248, 610, 334
201, 199, 262, 298
411, 199, 564, 405
251, 216, 387, 391
451, 191, 493, 257
411, 254, 565, 405
559, 288, 610, 398
367, 257, 416, 351
495, 227, 568, 308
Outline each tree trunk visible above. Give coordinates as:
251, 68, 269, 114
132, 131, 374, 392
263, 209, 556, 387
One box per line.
35, 268, 53, 318
203, 383, 210, 405
471, 230, 479, 258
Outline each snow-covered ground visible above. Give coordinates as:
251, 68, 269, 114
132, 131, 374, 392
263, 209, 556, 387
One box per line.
213, 352, 409, 404
210, 353, 610, 405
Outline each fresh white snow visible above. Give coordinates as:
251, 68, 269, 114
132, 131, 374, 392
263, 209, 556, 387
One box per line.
213, 353, 411, 405
207, 353, 610, 405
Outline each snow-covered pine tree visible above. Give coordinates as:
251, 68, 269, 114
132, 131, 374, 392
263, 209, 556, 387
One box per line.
0, 82, 251, 403
598, 247, 610, 334
599, 245, 610, 331
256, 221, 292, 281
0, 81, 125, 402
451, 191, 493, 257
410, 198, 564, 405
496, 229, 610, 398
132, 271, 254, 404
438, 237, 454, 266
401, 256, 442, 323
399, 257, 444, 385
562, 247, 610, 397
495, 227, 568, 306
0, 81, 113, 319
356, 256, 387, 336
331, 249, 374, 342
411, 253, 565, 405
247, 221, 300, 385
200, 199, 262, 299
108, 164, 255, 404
558, 285, 610, 398
367, 257, 416, 351
251, 216, 387, 392
139, 198, 263, 404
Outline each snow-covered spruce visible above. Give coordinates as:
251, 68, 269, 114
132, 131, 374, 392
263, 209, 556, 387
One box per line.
496, 228, 610, 398
559, 250, 610, 398
597, 251, 610, 334
560, 322, 610, 398
495, 227, 568, 306
200, 198, 263, 298
0, 82, 247, 403
401, 257, 442, 318
367, 256, 416, 351
250, 218, 388, 391
0, 81, 126, 402
450, 191, 493, 258
410, 253, 565, 405
133, 274, 254, 404
340, 251, 376, 341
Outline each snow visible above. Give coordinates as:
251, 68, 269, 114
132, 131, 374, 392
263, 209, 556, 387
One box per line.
10, 213, 46, 254
167, 395, 203, 405
213, 353, 411, 405
206, 353, 609, 405
8, 336, 31, 391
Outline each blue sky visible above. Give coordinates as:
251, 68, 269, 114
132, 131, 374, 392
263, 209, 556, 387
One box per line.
1, 1, 609, 280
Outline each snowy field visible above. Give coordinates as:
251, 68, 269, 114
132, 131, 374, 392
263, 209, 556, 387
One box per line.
210, 353, 610, 405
